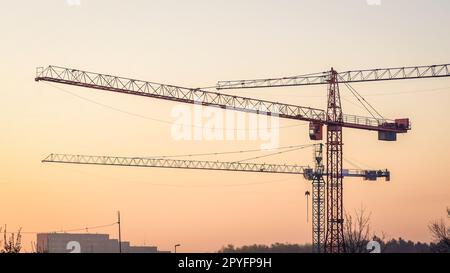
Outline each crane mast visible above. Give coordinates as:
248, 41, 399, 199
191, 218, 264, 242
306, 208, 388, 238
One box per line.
311, 144, 325, 253
325, 69, 345, 253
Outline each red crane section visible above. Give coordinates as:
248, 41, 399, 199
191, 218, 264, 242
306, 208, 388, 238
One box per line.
35, 66, 410, 136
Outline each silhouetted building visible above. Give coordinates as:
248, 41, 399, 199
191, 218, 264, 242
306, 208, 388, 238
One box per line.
36, 233, 166, 253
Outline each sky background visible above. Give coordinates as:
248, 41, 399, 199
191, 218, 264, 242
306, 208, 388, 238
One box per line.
0, 0, 449, 252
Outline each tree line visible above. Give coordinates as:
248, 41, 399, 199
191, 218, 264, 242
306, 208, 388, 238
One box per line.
1, 208, 449, 253
219, 208, 450, 253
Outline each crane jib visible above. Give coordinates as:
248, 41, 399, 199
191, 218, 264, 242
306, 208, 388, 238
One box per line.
216, 64, 450, 89
35, 65, 411, 136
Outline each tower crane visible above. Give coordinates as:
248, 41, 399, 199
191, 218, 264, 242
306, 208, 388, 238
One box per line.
35, 63, 449, 252
216, 64, 449, 252
41, 149, 389, 255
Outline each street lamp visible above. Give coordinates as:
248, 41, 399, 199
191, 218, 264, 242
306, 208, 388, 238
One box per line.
174, 244, 181, 253
305, 191, 310, 223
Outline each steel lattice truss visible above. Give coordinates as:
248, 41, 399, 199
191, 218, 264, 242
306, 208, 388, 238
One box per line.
42, 154, 310, 175
35, 66, 407, 133
217, 63, 450, 89
35, 66, 324, 123
311, 144, 326, 253
42, 153, 389, 179
324, 70, 345, 253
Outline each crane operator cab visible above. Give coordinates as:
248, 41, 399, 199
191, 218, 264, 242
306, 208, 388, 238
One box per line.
309, 122, 323, 141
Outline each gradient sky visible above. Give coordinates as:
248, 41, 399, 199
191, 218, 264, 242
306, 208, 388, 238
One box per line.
0, 0, 449, 252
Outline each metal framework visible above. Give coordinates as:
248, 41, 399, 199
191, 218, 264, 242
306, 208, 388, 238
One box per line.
43, 153, 390, 180
311, 144, 325, 253
42, 153, 309, 174
302, 144, 390, 253
325, 69, 345, 253
35, 66, 408, 133
217, 64, 450, 90
35, 66, 324, 122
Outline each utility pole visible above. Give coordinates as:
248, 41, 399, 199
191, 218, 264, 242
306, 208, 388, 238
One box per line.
118, 211, 122, 253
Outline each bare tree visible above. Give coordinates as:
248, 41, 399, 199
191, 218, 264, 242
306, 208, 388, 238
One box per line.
428, 208, 450, 252
1, 225, 22, 253
344, 207, 372, 253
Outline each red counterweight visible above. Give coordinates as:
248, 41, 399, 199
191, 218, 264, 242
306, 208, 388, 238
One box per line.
395, 118, 410, 130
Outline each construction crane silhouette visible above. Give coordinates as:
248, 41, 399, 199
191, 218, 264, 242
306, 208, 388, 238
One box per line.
217, 64, 449, 253
41, 152, 388, 180
35, 63, 449, 253
41, 149, 389, 254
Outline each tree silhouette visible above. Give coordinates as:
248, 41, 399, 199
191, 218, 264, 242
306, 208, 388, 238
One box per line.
343, 207, 372, 253
428, 208, 450, 253
218, 243, 312, 253
0, 225, 22, 253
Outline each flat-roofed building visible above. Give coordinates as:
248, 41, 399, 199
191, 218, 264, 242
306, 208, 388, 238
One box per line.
36, 233, 164, 253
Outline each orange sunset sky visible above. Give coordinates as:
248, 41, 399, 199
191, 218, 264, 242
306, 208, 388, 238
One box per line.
0, 0, 449, 252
